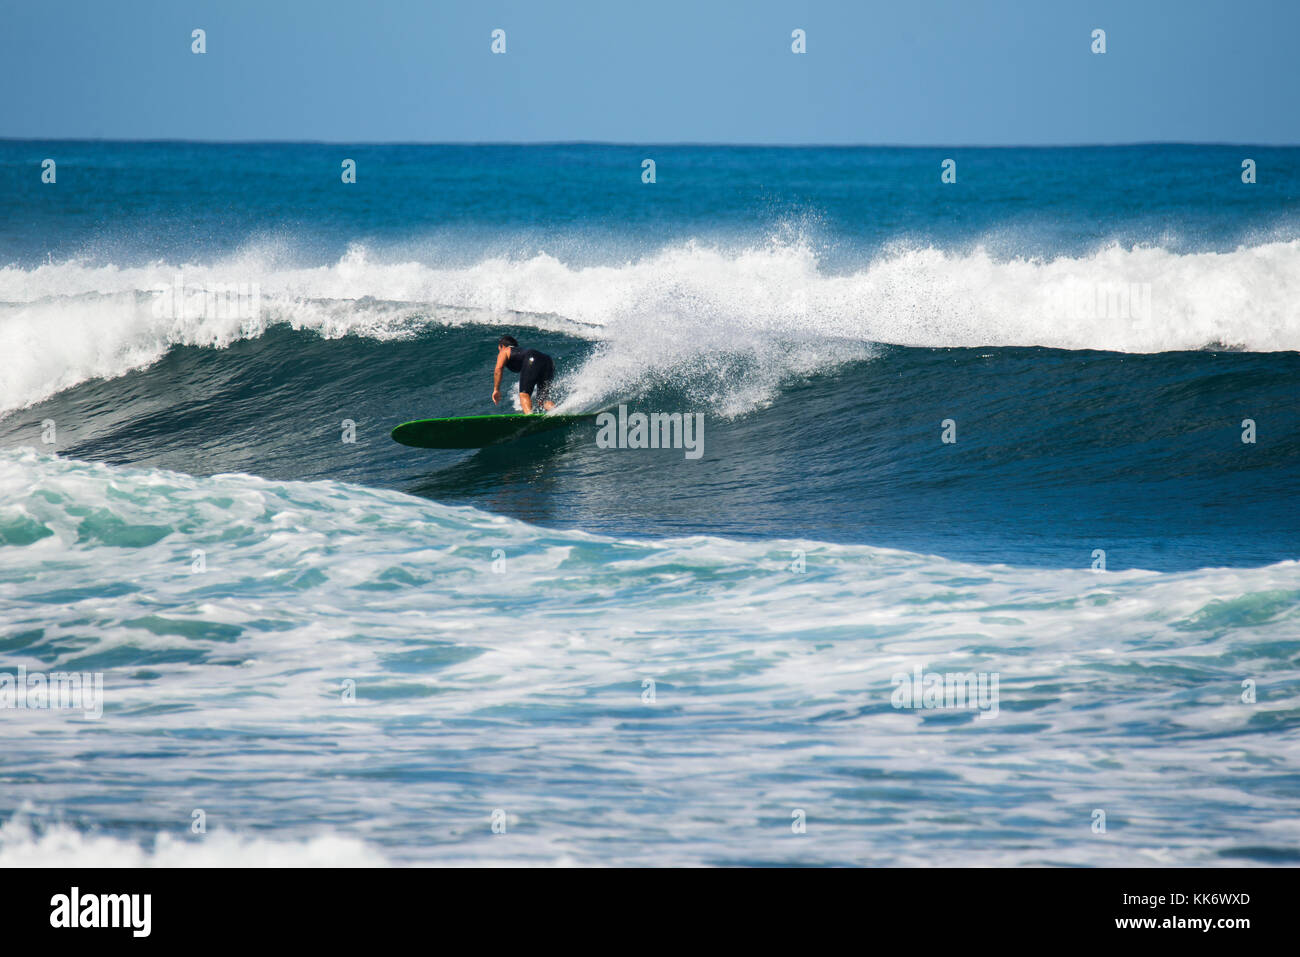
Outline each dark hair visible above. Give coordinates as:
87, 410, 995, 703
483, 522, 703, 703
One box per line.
498, 335, 518, 349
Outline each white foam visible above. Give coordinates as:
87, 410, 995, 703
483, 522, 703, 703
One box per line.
2, 237, 1298, 414
0, 814, 388, 867
3, 450, 1300, 865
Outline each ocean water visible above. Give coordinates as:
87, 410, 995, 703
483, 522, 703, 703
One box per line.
1, 143, 1298, 866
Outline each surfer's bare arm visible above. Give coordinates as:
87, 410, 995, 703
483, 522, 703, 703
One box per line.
492, 349, 507, 404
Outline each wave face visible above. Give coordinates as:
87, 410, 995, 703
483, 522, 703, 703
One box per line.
3, 450, 1299, 866
1, 290, 1296, 571
2, 142, 1299, 865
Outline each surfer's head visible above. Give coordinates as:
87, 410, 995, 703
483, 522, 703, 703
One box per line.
497, 335, 518, 352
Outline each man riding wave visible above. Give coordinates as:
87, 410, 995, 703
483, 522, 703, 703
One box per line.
492, 335, 556, 414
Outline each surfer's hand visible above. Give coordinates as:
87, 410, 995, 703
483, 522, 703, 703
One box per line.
491, 390, 500, 405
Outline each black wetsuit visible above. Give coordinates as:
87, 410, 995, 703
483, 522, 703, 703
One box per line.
505, 347, 555, 401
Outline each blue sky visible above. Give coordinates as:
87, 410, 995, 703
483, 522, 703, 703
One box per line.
3, 0, 1297, 144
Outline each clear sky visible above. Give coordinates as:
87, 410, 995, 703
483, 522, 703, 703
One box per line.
3, 0, 1297, 144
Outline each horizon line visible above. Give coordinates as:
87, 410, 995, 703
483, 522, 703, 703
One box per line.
2, 137, 1298, 149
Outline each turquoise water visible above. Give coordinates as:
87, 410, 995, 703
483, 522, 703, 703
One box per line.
1, 143, 1298, 865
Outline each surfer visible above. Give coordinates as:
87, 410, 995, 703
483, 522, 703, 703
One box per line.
492, 335, 556, 413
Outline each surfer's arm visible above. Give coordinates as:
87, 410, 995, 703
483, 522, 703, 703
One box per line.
491, 350, 507, 404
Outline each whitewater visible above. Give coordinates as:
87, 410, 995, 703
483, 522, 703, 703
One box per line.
3, 238, 1300, 416
2, 449, 1298, 866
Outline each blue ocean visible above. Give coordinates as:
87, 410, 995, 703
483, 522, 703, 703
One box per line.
1, 142, 1298, 866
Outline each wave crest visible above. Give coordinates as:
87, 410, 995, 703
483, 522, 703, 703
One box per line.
2, 238, 1297, 413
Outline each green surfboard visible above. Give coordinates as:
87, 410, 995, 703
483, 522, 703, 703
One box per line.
391, 413, 599, 449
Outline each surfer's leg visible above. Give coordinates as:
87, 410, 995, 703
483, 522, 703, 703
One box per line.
537, 360, 556, 411
519, 359, 543, 413
519, 356, 555, 413
536, 378, 555, 411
